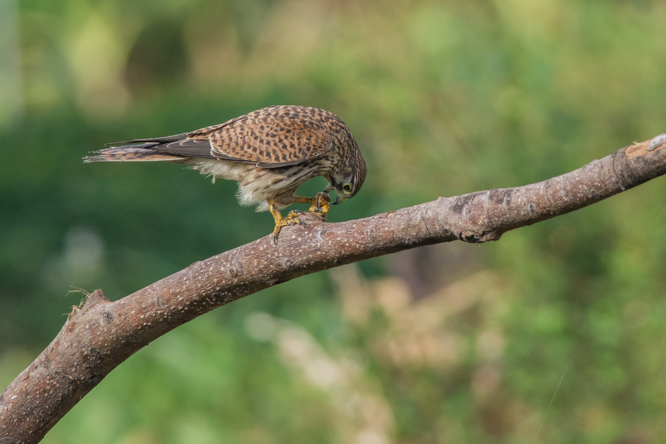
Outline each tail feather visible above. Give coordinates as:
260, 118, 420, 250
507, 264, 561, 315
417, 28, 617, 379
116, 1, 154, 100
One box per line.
85, 132, 206, 163
83, 146, 183, 163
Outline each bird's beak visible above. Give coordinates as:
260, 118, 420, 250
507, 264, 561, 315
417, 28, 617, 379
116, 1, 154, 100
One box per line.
332, 193, 346, 205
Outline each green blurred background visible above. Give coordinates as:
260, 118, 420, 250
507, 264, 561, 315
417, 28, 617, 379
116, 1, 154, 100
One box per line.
2, 0, 666, 442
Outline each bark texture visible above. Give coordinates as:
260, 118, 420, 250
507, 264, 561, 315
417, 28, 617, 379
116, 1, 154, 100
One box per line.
2, 134, 666, 443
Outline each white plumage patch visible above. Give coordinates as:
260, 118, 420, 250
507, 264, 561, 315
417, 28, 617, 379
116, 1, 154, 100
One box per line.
186, 158, 308, 212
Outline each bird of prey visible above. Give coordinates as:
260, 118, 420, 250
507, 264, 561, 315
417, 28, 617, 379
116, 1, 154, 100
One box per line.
84, 105, 367, 241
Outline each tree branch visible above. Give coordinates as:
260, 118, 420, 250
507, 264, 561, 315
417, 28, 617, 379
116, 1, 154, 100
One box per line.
2, 134, 666, 443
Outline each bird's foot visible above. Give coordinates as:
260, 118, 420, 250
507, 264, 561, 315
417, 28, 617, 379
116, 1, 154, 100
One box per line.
272, 211, 306, 244
287, 209, 305, 219
308, 192, 331, 220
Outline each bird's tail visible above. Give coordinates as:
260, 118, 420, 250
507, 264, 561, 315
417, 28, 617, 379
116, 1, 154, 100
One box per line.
84, 137, 186, 163
84, 147, 183, 163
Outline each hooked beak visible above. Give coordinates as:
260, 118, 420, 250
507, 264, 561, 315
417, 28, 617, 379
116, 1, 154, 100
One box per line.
332, 193, 348, 205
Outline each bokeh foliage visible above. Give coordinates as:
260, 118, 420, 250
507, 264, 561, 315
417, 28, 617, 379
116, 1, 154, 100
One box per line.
2, 0, 666, 442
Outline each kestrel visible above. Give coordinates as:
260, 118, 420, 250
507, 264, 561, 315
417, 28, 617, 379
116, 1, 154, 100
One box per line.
84, 105, 367, 241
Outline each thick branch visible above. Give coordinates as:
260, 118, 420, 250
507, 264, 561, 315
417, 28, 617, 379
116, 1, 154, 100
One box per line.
2, 134, 666, 443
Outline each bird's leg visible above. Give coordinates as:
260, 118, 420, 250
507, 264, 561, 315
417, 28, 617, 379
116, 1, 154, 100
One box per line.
290, 193, 331, 216
288, 196, 316, 208
268, 199, 305, 243
269, 193, 333, 242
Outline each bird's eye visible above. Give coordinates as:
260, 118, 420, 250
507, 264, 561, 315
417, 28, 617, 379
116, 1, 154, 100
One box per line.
342, 183, 353, 193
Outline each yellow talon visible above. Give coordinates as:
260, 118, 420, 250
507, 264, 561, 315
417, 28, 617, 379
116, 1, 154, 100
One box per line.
308, 192, 331, 217
271, 215, 305, 242
268, 193, 332, 243
269, 200, 305, 243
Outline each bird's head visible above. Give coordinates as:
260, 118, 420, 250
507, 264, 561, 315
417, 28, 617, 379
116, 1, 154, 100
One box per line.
328, 137, 367, 205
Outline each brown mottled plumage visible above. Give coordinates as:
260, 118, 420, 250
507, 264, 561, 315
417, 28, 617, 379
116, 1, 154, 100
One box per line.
84, 105, 367, 240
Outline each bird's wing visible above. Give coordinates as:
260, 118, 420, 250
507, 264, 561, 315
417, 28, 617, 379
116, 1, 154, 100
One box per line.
186, 107, 334, 168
